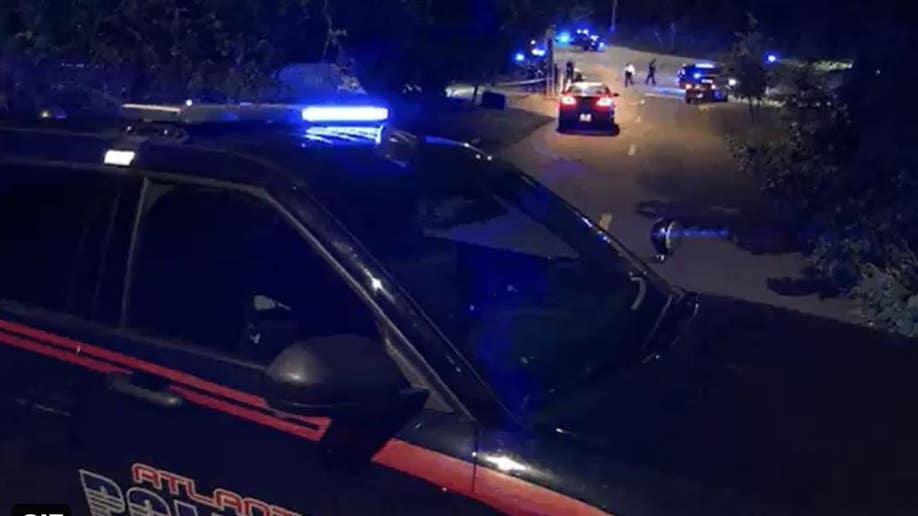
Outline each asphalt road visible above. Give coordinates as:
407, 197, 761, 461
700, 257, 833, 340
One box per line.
501, 45, 860, 325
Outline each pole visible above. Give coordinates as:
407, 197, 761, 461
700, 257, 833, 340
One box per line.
546, 27, 556, 97
611, 0, 618, 32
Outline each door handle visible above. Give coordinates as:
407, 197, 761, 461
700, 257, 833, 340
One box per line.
105, 372, 183, 409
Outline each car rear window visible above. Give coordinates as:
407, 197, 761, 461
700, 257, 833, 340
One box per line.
569, 84, 609, 96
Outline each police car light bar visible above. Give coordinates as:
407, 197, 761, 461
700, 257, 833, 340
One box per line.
104, 149, 135, 166
301, 106, 388, 123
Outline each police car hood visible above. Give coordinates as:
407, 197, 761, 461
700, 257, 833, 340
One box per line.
536, 295, 918, 513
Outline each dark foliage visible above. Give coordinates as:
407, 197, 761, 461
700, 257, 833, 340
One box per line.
730, 19, 918, 335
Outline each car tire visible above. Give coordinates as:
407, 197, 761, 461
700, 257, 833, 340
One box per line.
557, 121, 570, 133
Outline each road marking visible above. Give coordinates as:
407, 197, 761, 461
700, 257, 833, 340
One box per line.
599, 213, 613, 230
643, 92, 677, 99
635, 116, 642, 123
627, 144, 637, 156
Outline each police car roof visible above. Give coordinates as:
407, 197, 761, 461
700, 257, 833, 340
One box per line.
0, 115, 484, 193
684, 63, 721, 70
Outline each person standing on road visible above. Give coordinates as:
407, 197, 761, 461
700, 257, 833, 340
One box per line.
624, 63, 636, 87
645, 59, 657, 85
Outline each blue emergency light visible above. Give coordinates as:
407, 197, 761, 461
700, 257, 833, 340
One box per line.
301, 105, 389, 123
531, 47, 546, 57
558, 31, 571, 44
514, 52, 526, 63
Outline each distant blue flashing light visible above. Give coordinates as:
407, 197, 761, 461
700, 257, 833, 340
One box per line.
301, 105, 388, 123
695, 63, 716, 69
766, 53, 778, 64
693, 72, 702, 79
576, 28, 590, 34
599, 41, 606, 48
531, 47, 546, 57
558, 31, 571, 44
514, 52, 525, 63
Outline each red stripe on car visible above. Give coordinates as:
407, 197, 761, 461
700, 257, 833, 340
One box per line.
0, 318, 611, 515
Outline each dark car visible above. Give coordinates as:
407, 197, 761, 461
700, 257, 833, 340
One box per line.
677, 63, 733, 103
677, 63, 723, 88
684, 77, 731, 103
558, 82, 619, 132
2, 103, 918, 516
571, 32, 605, 51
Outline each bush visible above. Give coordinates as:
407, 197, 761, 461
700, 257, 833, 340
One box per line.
729, 36, 918, 336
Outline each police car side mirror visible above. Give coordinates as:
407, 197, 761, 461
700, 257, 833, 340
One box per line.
263, 335, 427, 418
650, 218, 682, 263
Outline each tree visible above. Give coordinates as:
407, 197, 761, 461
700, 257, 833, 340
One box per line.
727, 14, 770, 122
1, 0, 319, 108
336, 0, 568, 99
2, 0, 570, 111
729, 15, 918, 336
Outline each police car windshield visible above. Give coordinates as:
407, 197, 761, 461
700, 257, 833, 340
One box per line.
686, 65, 722, 76
305, 146, 671, 412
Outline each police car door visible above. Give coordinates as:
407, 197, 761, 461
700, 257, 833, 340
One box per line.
0, 160, 141, 503
72, 177, 488, 516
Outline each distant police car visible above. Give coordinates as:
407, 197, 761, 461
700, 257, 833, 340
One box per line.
572, 31, 605, 51
3, 101, 918, 516
677, 63, 733, 103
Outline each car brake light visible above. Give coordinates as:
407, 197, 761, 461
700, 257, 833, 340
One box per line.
561, 95, 576, 106
596, 96, 613, 107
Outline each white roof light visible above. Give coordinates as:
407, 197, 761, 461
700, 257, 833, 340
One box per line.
122, 103, 183, 113
301, 105, 388, 123
104, 149, 135, 166
481, 454, 528, 473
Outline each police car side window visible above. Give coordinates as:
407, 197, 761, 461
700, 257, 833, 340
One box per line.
0, 164, 122, 317
125, 184, 379, 363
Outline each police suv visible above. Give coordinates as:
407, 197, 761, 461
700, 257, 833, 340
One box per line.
1, 102, 918, 516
